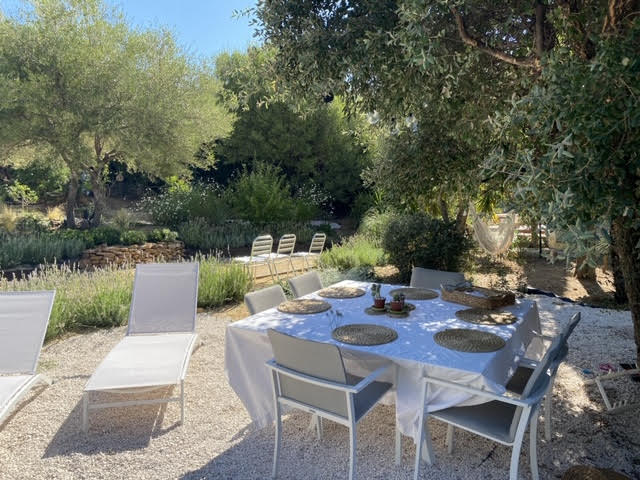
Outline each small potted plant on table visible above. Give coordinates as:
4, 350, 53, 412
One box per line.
390, 293, 405, 312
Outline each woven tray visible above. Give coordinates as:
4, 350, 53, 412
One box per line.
365, 303, 416, 318
277, 299, 331, 314
455, 308, 517, 325
317, 286, 366, 299
562, 466, 631, 480
332, 324, 398, 346
434, 328, 505, 353
388, 287, 438, 300
440, 285, 515, 309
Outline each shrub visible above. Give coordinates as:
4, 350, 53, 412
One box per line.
197, 256, 253, 308
0, 205, 19, 233
111, 208, 133, 231
5, 181, 38, 207
119, 230, 147, 245
319, 235, 386, 271
46, 206, 66, 226
0, 233, 86, 269
15, 211, 49, 234
90, 226, 121, 246
147, 228, 179, 243
382, 213, 472, 281
358, 209, 397, 245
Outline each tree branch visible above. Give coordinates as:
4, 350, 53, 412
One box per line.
534, 0, 546, 58
450, 7, 540, 70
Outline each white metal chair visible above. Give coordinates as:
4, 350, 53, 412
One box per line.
233, 235, 275, 281
82, 263, 199, 432
413, 334, 568, 480
244, 285, 287, 315
506, 312, 581, 440
292, 232, 327, 271
0, 290, 55, 425
410, 267, 465, 290
267, 234, 297, 280
266, 329, 395, 480
288, 271, 323, 298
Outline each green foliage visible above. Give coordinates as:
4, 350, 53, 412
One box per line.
4, 154, 69, 200
147, 228, 178, 243
111, 208, 133, 231
0, 233, 86, 269
5, 181, 38, 207
382, 213, 472, 281
89, 226, 122, 246
197, 256, 253, 308
14, 211, 49, 234
319, 235, 385, 272
119, 230, 147, 246
358, 210, 397, 246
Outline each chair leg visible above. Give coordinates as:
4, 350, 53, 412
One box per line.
446, 424, 454, 454
180, 380, 185, 425
395, 428, 402, 465
414, 423, 424, 480
273, 402, 282, 479
315, 415, 323, 440
544, 393, 552, 441
82, 392, 89, 433
349, 424, 357, 480
530, 416, 540, 480
509, 433, 524, 480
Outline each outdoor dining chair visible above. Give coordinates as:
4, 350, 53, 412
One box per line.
233, 234, 275, 281
0, 290, 55, 425
244, 285, 287, 315
506, 312, 581, 440
82, 263, 199, 432
292, 232, 327, 271
266, 329, 395, 480
267, 234, 297, 280
410, 267, 465, 290
288, 271, 323, 298
413, 333, 568, 480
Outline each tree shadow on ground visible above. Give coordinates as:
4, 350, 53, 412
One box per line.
43, 386, 181, 458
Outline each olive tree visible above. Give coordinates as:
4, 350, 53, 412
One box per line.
0, 0, 232, 226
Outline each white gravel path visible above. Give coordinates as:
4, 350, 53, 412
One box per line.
0, 295, 638, 479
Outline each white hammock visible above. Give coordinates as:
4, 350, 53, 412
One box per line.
471, 208, 517, 256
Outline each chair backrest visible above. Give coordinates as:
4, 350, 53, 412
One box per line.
244, 285, 286, 315
0, 290, 55, 375
560, 312, 581, 346
250, 235, 273, 259
127, 263, 199, 335
410, 267, 465, 290
276, 234, 296, 256
268, 329, 350, 418
308, 233, 327, 255
288, 271, 323, 298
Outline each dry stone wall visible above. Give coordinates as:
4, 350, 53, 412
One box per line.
79, 242, 184, 269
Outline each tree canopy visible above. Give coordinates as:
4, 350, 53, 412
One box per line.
0, 0, 232, 225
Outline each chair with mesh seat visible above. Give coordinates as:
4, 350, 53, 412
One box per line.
0, 290, 55, 425
412, 332, 569, 480
82, 263, 199, 432
410, 267, 465, 290
288, 271, 323, 298
292, 232, 327, 271
506, 312, 581, 440
266, 329, 396, 480
244, 285, 287, 315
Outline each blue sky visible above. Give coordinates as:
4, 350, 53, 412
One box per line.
0, 0, 261, 59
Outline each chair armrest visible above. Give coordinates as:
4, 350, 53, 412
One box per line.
346, 364, 393, 393
531, 330, 554, 343
517, 358, 539, 369
424, 375, 539, 408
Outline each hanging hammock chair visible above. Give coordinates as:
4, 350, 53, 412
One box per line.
470, 206, 517, 256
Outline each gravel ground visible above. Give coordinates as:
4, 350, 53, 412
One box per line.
0, 295, 638, 479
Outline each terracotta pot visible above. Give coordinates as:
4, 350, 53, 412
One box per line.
390, 300, 403, 312
374, 297, 386, 309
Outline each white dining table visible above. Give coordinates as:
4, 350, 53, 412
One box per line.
224, 280, 543, 442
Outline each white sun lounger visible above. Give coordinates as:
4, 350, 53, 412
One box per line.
0, 290, 55, 425
82, 263, 199, 432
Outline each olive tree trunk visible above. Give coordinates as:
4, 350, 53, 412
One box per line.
612, 218, 640, 363
65, 173, 78, 228
89, 169, 107, 227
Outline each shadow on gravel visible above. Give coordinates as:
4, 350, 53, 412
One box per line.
43, 386, 180, 458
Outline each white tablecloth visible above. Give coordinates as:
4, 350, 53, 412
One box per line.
225, 280, 542, 442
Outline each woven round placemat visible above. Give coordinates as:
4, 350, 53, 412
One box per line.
562, 466, 631, 480
277, 299, 331, 314
332, 324, 398, 346
455, 308, 517, 325
389, 287, 438, 300
317, 286, 366, 299
434, 328, 506, 353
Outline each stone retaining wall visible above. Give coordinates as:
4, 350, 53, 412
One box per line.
79, 242, 184, 269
